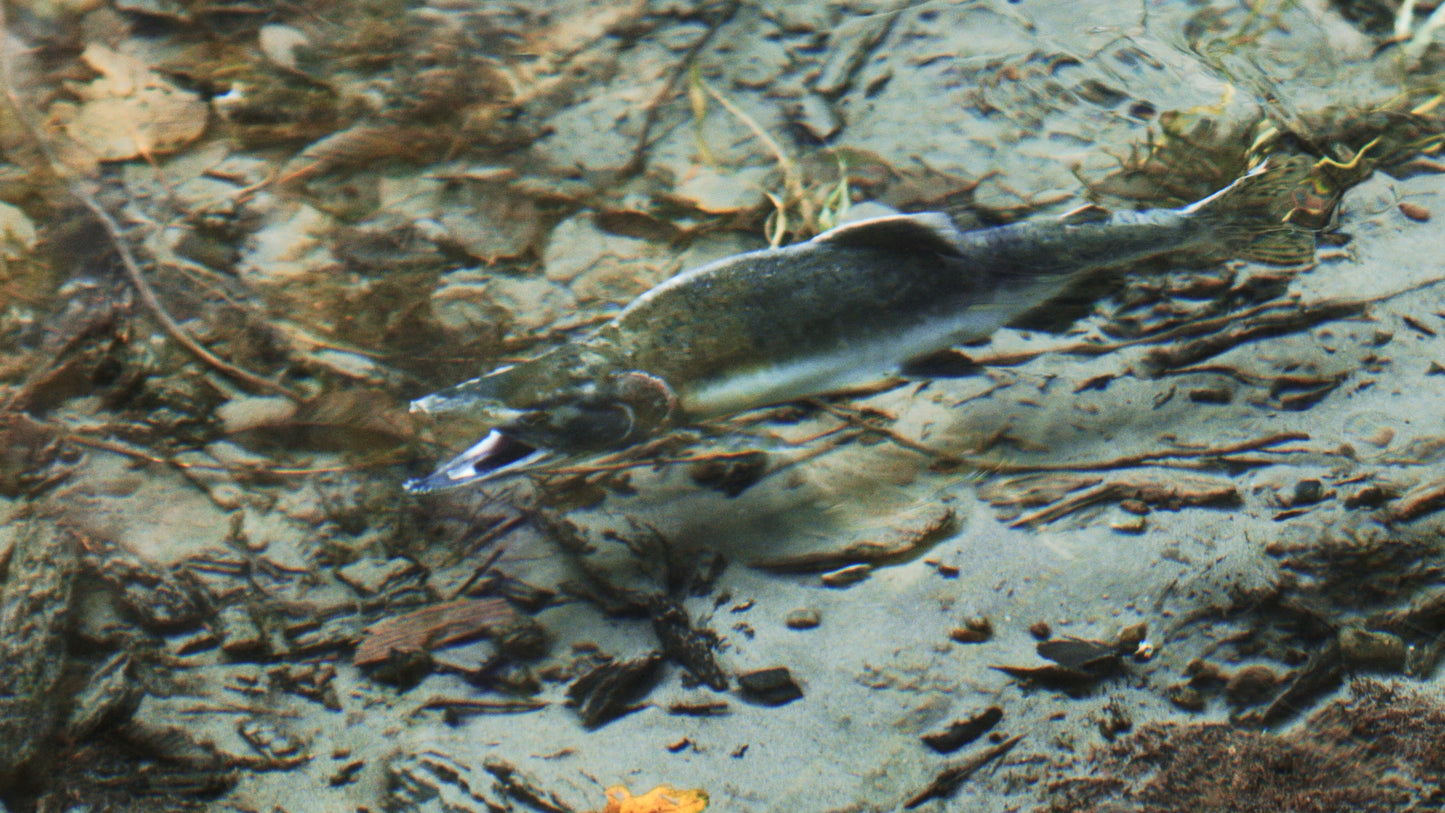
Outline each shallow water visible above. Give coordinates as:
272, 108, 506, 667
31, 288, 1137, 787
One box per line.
3, 1, 1445, 811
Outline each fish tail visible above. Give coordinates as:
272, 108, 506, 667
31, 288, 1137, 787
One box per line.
1183, 156, 1317, 266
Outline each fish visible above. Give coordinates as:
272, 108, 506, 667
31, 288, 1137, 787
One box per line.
405, 158, 1314, 492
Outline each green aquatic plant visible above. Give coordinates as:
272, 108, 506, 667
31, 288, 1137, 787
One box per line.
684, 68, 853, 246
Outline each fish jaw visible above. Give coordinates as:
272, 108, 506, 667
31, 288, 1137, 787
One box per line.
404, 430, 550, 493
406, 369, 680, 492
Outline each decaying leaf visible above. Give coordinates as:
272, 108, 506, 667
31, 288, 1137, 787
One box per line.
51, 44, 207, 166
601, 784, 708, 813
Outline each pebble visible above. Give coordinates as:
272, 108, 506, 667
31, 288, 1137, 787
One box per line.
736, 667, 804, 706
216, 395, 298, 435
785, 608, 820, 630
949, 627, 989, 644
820, 563, 871, 588
1291, 479, 1324, 506
949, 615, 992, 643
1167, 683, 1206, 712
1338, 627, 1406, 671
336, 557, 422, 597
1223, 664, 1278, 706
921, 705, 1003, 754
215, 604, 266, 656
1399, 201, 1431, 221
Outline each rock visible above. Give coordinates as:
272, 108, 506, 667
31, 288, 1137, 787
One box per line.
821, 563, 871, 587
433, 183, 543, 263
0, 519, 76, 780
567, 652, 664, 728
215, 605, 266, 657
336, 557, 422, 597
789, 93, 842, 142
0, 201, 37, 259
56, 44, 208, 165
725, 35, 792, 89
1224, 665, 1279, 707
258, 24, 310, 71
1339, 627, 1406, 671
387, 750, 509, 813
1167, 683, 1207, 712
666, 166, 770, 215
541, 213, 654, 284
432, 269, 576, 338
785, 608, 820, 629
236, 717, 306, 760
921, 705, 1003, 754
736, 666, 803, 706
812, 12, 896, 96
67, 653, 142, 741
216, 395, 298, 434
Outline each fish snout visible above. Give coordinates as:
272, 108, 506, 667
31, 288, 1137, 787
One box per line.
409, 365, 519, 417
501, 370, 680, 453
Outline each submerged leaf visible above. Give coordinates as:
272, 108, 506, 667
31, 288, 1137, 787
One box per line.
601, 784, 708, 813
53, 44, 207, 167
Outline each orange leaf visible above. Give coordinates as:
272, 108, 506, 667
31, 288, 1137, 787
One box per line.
601, 784, 708, 813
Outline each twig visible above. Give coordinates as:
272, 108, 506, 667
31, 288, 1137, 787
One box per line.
621, 0, 741, 177
904, 734, 1024, 809
70, 187, 303, 399
807, 399, 962, 463
412, 697, 548, 719
975, 276, 1445, 371
1006, 473, 1238, 527
963, 431, 1310, 475
57, 420, 406, 476
0, 10, 301, 401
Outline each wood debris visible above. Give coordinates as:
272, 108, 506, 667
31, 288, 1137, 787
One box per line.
983, 471, 1238, 527
353, 597, 526, 667
903, 735, 1024, 809
567, 652, 664, 729
0, 516, 76, 782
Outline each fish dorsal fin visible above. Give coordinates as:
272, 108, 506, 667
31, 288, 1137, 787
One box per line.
1057, 203, 1112, 225
812, 212, 966, 256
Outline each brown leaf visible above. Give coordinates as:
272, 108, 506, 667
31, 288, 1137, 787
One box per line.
53, 45, 207, 166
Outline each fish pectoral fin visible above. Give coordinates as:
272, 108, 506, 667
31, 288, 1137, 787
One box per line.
812, 212, 966, 256
1227, 225, 1316, 266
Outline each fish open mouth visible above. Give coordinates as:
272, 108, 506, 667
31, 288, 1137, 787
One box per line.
404, 430, 548, 493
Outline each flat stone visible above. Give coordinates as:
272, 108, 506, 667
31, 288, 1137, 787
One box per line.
215, 605, 266, 657
785, 608, 820, 629
736, 666, 803, 706
335, 557, 422, 597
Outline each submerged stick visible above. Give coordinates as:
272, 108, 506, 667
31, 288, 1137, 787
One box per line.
904, 734, 1025, 809
0, 8, 300, 400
